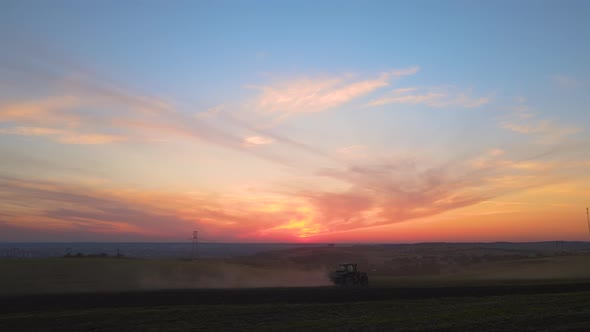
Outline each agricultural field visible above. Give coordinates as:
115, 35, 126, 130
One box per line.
2, 288, 590, 331
1, 244, 590, 331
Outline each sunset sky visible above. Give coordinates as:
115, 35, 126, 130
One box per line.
1, 1, 589, 242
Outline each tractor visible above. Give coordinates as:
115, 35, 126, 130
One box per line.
329, 263, 369, 287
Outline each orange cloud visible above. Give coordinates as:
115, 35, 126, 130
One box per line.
0, 126, 126, 144
0, 96, 81, 126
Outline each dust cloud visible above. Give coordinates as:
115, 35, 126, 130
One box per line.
138, 262, 332, 290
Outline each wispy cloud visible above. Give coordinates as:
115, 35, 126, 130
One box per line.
367, 86, 491, 108
0, 176, 320, 241
0, 45, 333, 167
0, 126, 126, 144
502, 120, 580, 139
337, 144, 367, 160
0, 96, 81, 126
552, 74, 580, 88
0, 176, 193, 240
195, 104, 225, 118
470, 148, 556, 171
311, 158, 489, 232
500, 105, 581, 144
253, 67, 419, 114
298, 140, 590, 236
243, 135, 274, 146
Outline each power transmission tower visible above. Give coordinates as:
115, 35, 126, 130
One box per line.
191, 231, 199, 260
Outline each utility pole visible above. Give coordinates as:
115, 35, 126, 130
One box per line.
191, 231, 199, 260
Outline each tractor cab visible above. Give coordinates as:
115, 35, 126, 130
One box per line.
336, 263, 357, 273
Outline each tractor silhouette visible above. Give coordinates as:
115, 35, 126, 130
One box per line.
329, 263, 369, 287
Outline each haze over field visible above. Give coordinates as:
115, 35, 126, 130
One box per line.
1, 1, 589, 243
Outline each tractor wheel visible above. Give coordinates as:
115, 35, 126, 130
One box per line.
361, 276, 369, 287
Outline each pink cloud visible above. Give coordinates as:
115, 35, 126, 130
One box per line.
243, 136, 274, 146
254, 67, 419, 114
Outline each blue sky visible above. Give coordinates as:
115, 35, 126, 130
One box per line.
5, 1, 589, 99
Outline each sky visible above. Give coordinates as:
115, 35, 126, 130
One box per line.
0, 0, 589, 242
